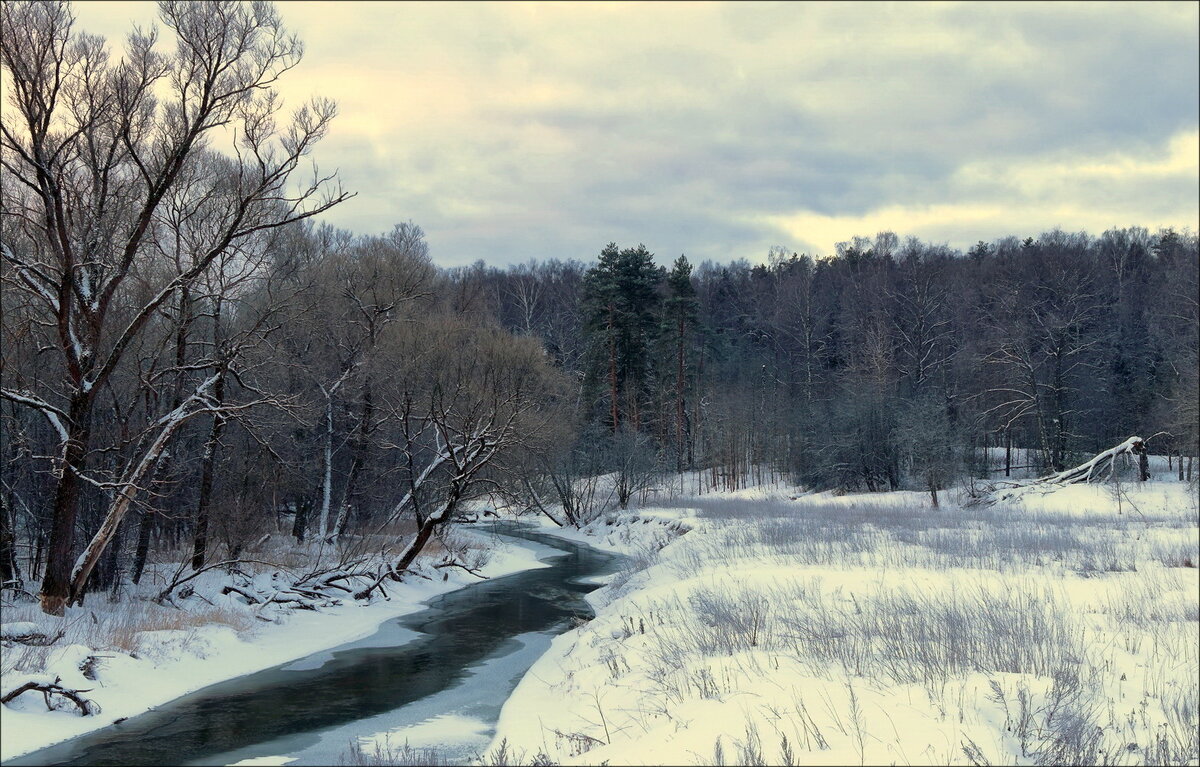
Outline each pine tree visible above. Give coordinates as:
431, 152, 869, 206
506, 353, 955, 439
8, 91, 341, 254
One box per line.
581, 244, 664, 432
662, 255, 698, 467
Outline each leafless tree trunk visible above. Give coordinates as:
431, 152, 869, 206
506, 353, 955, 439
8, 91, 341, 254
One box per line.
190, 375, 226, 570
608, 308, 620, 433
332, 383, 372, 540
0, 495, 20, 588
1, 1, 349, 613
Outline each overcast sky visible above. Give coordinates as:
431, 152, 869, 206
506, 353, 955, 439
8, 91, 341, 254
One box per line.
73, 1, 1199, 266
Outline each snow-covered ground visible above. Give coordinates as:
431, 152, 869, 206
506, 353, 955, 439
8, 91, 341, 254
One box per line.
0, 530, 550, 763
488, 479, 1200, 766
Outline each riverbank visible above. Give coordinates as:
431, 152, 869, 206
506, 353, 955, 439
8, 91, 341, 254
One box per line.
0, 529, 552, 763
488, 481, 1199, 765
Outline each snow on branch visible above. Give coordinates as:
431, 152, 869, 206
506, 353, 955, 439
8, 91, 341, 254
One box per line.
1038, 436, 1146, 485
0, 389, 71, 443
980, 436, 1148, 505
0, 622, 65, 646
67, 370, 280, 603
1, 676, 98, 716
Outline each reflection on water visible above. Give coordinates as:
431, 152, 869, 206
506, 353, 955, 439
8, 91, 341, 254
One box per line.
10, 523, 617, 767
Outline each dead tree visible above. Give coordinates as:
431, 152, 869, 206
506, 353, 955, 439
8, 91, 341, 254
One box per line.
982, 436, 1149, 504
1034, 436, 1147, 485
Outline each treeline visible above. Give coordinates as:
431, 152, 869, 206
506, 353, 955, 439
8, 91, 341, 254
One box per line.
447, 227, 1200, 502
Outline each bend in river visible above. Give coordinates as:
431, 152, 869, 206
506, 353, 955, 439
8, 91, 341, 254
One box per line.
10, 522, 619, 767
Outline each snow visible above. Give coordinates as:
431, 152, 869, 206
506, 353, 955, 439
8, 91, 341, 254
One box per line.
0, 530, 553, 763
487, 478, 1200, 766
6, 474, 1195, 766
0, 622, 41, 640
0, 389, 71, 443
1041, 435, 1144, 483
361, 713, 491, 753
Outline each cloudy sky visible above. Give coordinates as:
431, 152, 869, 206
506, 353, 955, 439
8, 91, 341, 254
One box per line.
74, 1, 1198, 266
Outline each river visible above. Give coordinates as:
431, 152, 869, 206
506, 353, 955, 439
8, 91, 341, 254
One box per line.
9, 522, 618, 767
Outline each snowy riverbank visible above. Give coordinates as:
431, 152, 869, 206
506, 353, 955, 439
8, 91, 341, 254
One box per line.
0, 530, 552, 762
487, 481, 1200, 766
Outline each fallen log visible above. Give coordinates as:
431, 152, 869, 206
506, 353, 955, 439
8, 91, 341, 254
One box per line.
220, 584, 261, 604
353, 564, 413, 601
982, 436, 1150, 504
155, 558, 281, 605
1037, 436, 1147, 485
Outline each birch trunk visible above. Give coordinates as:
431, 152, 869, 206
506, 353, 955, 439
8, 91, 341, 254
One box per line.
318, 393, 335, 540
191, 375, 227, 569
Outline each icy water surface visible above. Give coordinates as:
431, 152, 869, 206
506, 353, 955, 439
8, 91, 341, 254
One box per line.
9, 522, 619, 766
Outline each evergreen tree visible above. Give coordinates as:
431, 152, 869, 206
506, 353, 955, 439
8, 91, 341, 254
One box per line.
661, 255, 699, 467
580, 244, 664, 432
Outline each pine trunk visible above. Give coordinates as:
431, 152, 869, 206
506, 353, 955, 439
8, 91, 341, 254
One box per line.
608, 308, 619, 433
676, 316, 686, 470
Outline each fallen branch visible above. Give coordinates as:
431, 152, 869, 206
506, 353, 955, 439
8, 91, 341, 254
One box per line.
433, 560, 487, 579
0, 623, 66, 646
155, 558, 281, 604
220, 584, 261, 604
353, 564, 410, 601
1, 676, 98, 716
1038, 436, 1146, 485
984, 436, 1150, 504
266, 595, 320, 610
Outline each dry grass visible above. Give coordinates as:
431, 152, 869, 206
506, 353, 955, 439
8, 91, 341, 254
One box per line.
103, 602, 257, 654
1, 597, 257, 669
599, 487, 1199, 765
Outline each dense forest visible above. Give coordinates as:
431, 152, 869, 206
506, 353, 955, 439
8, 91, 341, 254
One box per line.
1, 1, 1197, 617
456, 227, 1200, 493
432, 228, 1197, 512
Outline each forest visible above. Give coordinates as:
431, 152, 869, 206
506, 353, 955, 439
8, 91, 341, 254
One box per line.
1, 4, 1198, 765
1, 0, 1197, 621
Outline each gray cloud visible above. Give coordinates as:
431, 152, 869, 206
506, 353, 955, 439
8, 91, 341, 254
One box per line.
72, 1, 1200, 265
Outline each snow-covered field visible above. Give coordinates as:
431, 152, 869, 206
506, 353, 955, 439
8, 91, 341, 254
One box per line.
0, 530, 550, 763
488, 480, 1200, 766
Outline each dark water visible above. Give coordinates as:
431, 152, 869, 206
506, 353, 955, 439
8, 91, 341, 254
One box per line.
9, 523, 618, 767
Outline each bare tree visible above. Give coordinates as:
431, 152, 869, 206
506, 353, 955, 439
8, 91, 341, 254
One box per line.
271, 223, 432, 543
0, 0, 349, 614
355, 319, 566, 596
611, 427, 662, 509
